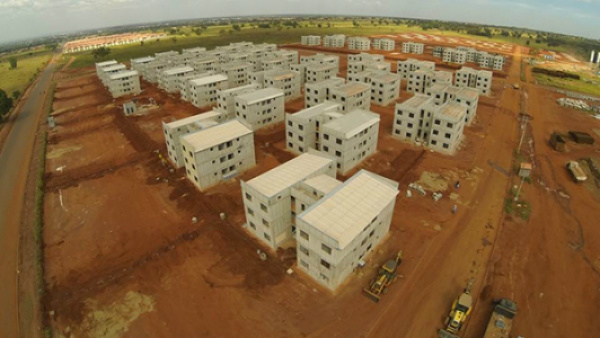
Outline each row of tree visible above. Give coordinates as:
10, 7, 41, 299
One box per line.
0, 89, 18, 119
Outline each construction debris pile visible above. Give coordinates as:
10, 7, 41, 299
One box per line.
557, 98, 591, 111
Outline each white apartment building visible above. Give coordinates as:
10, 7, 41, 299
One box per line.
442, 48, 467, 64
478, 53, 505, 71
319, 110, 379, 174
392, 95, 467, 154
159, 66, 195, 93
188, 74, 229, 108
181, 119, 255, 191
261, 57, 289, 71
162, 111, 224, 167
397, 59, 435, 80
107, 70, 141, 98
301, 35, 322, 45
179, 72, 213, 101
348, 53, 384, 63
154, 50, 179, 61
305, 78, 346, 108
95, 60, 117, 76
348, 60, 391, 74
348, 37, 371, 51
323, 34, 346, 48
215, 83, 261, 120
142, 60, 169, 83
347, 71, 401, 106
300, 53, 340, 72
271, 49, 299, 65
372, 38, 396, 51
264, 69, 302, 101
193, 57, 221, 74
432, 70, 453, 86
221, 62, 251, 88
402, 42, 425, 54
407, 69, 434, 94
130, 56, 155, 72
235, 87, 285, 130
248, 71, 265, 88
182, 47, 207, 57
425, 84, 479, 125
286, 102, 342, 155
455, 67, 493, 95
295, 169, 399, 290
328, 82, 371, 113
98, 63, 126, 85
302, 63, 338, 84
241, 151, 337, 250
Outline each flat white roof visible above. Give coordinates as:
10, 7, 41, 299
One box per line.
300, 170, 399, 249
109, 70, 139, 80
131, 56, 155, 64
96, 60, 117, 67
303, 175, 343, 195
219, 84, 259, 97
332, 82, 370, 97
246, 152, 334, 198
164, 111, 221, 129
102, 64, 126, 72
237, 87, 284, 105
182, 120, 252, 152
163, 66, 194, 76
190, 74, 228, 86
321, 109, 380, 139
438, 102, 467, 120
155, 50, 178, 56
398, 94, 432, 109
291, 101, 340, 121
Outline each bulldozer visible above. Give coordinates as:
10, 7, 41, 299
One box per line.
363, 250, 403, 303
438, 278, 475, 338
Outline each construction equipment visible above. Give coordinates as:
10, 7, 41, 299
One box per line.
483, 299, 518, 338
363, 250, 403, 303
438, 278, 475, 338
566, 161, 587, 183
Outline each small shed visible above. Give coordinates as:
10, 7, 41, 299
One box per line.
568, 131, 595, 145
123, 101, 137, 116
549, 133, 567, 152
519, 162, 532, 178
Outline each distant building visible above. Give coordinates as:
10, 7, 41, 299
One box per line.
300, 53, 340, 73
130, 56, 155, 72
107, 70, 141, 98
159, 66, 195, 93
372, 38, 396, 51
455, 67, 493, 95
348, 37, 371, 51
264, 69, 302, 101
323, 34, 346, 48
188, 74, 229, 108
402, 42, 424, 54
397, 59, 435, 80
301, 35, 322, 46
215, 84, 261, 120
235, 87, 285, 130
221, 62, 251, 88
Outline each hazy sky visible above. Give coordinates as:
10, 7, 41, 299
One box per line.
0, 0, 598, 43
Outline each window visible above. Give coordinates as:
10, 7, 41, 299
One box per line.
320, 259, 331, 269
447, 122, 454, 128
335, 151, 341, 157
445, 133, 451, 139
249, 222, 256, 230
336, 138, 342, 145
299, 230, 309, 240
264, 233, 271, 241
260, 203, 267, 212
323, 134, 329, 140
300, 260, 309, 269
443, 143, 449, 149
434, 119, 441, 125
262, 219, 269, 228
247, 207, 254, 216
299, 245, 309, 256
321, 244, 332, 254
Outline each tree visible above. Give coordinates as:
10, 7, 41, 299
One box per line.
12, 90, 20, 100
91, 47, 111, 59
8, 57, 17, 69
171, 37, 178, 44
0, 89, 13, 117
140, 40, 145, 46
232, 24, 241, 31
526, 39, 531, 46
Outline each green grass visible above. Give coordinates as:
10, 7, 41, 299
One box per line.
0, 50, 52, 96
34, 131, 47, 296
534, 73, 600, 97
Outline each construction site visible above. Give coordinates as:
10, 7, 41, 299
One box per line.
39, 32, 600, 338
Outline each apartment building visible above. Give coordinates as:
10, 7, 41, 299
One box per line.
248, 71, 265, 88
425, 84, 479, 124
348, 53, 384, 63
347, 37, 371, 51
372, 38, 396, 51
272, 49, 299, 65
181, 120, 255, 191
286, 102, 342, 155
295, 170, 399, 290
159, 66, 195, 93
433, 46, 445, 58
328, 82, 371, 113
300, 63, 338, 84
107, 70, 141, 98
455, 67, 493, 95
300, 53, 340, 72
261, 57, 289, 71
407, 69, 434, 94
142, 60, 170, 83
402, 42, 425, 54
98, 63, 126, 85
318, 110, 379, 174
348, 60, 391, 74
241, 151, 337, 249
392, 95, 467, 154
301, 35, 322, 46
162, 110, 224, 167
154, 50, 179, 61
264, 69, 302, 101
347, 71, 401, 106
95, 60, 117, 76
221, 62, 251, 88
478, 53, 505, 71
442, 48, 467, 64
188, 74, 229, 108
323, 34, 346, 48
130, 56, 155, 72
305, 77, 346, 108
235, 87, 285, 130
215, 83, 261, 120
182, 47, 207, 57
397, 59, 435, 80
193, 57, 221, 74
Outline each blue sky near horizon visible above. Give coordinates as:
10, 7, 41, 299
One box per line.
0, 0, 598, 43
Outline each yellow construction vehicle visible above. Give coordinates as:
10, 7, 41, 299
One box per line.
363, 250, 403, 303
439, 278, 475, 338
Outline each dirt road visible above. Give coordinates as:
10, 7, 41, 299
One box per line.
0, 59, 56, 338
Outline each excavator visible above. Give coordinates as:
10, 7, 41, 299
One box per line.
438, 278, 475, 338
363, 250, 404, 303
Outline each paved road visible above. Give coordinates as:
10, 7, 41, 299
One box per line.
0, 61, 56, 338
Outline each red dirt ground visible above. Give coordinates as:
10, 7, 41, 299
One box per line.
42, 42, 600, 338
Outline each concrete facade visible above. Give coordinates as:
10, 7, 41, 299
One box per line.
142, 60, 170, 83
188, 74, 229, 108
107, 70, 141, 98
397, 59, 435, 80
347, 37, 371, 51
286, 102, 342, 155
296, 170, 399, 290
241, 151, 337, 250
98, 63, 126, 85
301, 35, 322, 45
305, 77, 346, 108
347, 71, 401, 106
264, 69, 302, 101
162, 111, 224, 168
372, 38, 396, 51
319, 109, 379, 174
181, 120, 255, 191
235, 87, 285, 130
323, 35, 346, 48
221, 62, 251, 88
159, 66, 195, 93
328, 82, 371, 113
300, 53, 340, 73
455, 67, 493, 95
425, 84, 479, 125
130, 56, 155, 72
215, 84, 261, 120
402, 42, 424, 54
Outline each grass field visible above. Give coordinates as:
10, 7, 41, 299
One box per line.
534, 73, 600, 97
0, 48, 52, 97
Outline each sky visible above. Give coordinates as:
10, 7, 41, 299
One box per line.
0, 0, 598, 43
